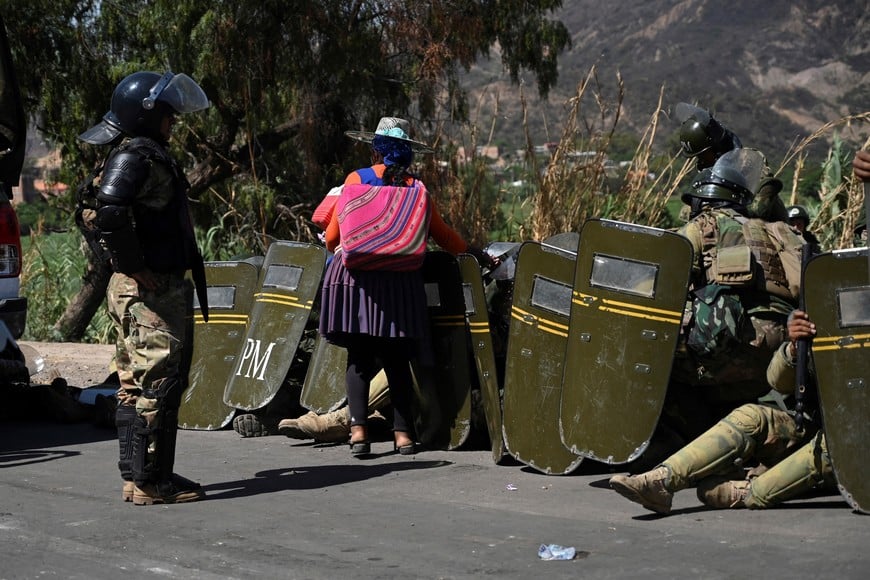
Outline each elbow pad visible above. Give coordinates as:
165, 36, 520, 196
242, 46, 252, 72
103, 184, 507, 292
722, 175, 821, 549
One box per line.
95, 204, 145, 274
97, 150, 150, 205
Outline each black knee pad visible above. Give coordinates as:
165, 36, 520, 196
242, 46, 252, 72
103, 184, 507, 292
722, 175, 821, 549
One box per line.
115, 405, 138, 479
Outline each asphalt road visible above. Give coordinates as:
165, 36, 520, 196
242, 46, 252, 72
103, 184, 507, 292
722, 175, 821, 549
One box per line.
1, 418, 867, 580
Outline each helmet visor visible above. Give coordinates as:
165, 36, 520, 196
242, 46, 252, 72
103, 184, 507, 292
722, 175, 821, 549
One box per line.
151, 73, 209, 114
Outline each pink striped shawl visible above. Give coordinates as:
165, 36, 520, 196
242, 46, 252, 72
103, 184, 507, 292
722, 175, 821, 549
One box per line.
336, 183, 431, 271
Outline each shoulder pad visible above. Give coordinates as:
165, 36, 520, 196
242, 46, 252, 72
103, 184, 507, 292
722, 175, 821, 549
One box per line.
97, 149, 151, 205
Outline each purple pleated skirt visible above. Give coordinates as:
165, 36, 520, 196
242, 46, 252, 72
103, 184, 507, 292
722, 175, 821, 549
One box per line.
319, 252, 430, 348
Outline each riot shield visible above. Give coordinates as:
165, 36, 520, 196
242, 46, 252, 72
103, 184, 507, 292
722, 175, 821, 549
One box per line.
412, 251, 474, 450
501, 239, 584, 474
180, 260, 261, 429
299, 334, 347, 414
803, 248, 870, 514
458, 254, 507, 463
223, 241, 326, 411
560, 219, 693, 464
178, 262, 259, 431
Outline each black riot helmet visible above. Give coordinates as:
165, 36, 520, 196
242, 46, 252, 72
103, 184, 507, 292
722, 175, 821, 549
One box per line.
675, 102, 742, 170
682, 149, 765, 210
79, 71, 209, 145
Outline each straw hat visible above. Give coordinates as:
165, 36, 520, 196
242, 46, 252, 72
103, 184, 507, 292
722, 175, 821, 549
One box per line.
345, 117, 433, 153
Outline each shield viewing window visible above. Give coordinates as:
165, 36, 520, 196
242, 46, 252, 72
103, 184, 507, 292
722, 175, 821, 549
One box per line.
531, 275, 572, 317
837, 286, 870, 327
263, 264, 303, 291
589, 254, 658, 299
195, 286, 236, 310
462, 283, 476, 316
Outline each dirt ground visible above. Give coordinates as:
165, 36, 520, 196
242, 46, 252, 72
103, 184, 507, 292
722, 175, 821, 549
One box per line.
18, 341, 116, 389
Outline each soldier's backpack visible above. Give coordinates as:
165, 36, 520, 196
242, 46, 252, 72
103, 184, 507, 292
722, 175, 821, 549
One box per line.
741, 218, 805, 303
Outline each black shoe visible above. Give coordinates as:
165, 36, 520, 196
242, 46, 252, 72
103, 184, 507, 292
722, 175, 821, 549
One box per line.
349, 440, 371, 456
395, 442, 418, 455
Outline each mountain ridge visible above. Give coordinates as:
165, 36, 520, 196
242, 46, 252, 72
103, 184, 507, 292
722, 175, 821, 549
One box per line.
461, 0, 870, 165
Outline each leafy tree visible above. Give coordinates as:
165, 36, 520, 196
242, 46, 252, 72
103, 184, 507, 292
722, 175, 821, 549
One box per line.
5, 1, 569, 230
2, 0, 569, 338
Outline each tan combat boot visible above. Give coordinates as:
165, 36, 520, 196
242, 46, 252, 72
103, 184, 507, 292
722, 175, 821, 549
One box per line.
122, 480, 135, 502
696, 477, 750, 509
609, 466, 674, 515
278, 411, 318, 439
132, 480, 205, 505
297, 408, 351, 443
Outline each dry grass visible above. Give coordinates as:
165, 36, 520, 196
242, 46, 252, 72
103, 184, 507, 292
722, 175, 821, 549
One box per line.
779, 113, 870, 250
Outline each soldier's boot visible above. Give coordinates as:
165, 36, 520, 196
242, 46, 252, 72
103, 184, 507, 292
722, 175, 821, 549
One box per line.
233, 413, 274, 438
696, 477, 751, 509
298, 408, 352, 443
131, 398, 204, 506
612, 408, 759, 514
131, 472, 203, 504
609, 466, 674, 515
278, 411, 318, 440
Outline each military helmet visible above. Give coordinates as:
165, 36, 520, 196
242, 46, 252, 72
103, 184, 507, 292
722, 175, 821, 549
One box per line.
681, 149, 764, 207
79, 71, 209, 145
675, 102, 742, 167
679, 115, 722, 158
682, 168, 753, 205
786, 205, 811, 225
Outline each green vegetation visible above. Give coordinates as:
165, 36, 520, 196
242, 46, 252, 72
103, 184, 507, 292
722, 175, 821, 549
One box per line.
20, 229, 113, 343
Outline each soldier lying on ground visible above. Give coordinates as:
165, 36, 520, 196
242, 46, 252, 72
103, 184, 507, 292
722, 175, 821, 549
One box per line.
276, 369, 392, 443
609, 309, 835, 514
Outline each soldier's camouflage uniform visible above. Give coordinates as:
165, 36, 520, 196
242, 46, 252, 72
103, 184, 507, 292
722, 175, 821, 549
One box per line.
662, 340, 835, 508
97, 136, 204, 503
108, 272, 192, 420
666, 206, 804, 438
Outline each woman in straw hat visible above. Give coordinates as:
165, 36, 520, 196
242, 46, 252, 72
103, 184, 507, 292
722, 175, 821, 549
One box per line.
318, 116, 493, 456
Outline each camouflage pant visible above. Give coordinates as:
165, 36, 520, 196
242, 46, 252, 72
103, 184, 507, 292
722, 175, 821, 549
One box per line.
663, 403, 835, 508
666, 314, 787, 439
106, 272, 193, 423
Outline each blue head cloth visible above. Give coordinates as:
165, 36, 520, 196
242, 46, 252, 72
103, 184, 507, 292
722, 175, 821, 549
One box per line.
372, 135, 414, 167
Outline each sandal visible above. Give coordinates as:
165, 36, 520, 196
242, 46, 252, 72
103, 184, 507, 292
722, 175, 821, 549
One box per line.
349, 439, 371, 456
395, 442, 417, 456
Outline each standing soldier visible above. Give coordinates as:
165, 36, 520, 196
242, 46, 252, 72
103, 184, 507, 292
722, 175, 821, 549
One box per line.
78, 71, 210, 504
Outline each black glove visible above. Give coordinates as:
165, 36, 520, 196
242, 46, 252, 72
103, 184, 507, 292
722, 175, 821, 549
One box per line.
467, 246, 496, 269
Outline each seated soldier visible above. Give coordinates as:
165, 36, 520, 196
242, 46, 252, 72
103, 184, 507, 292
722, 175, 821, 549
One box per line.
665, 149, 805, 441
609, 309, 836, 514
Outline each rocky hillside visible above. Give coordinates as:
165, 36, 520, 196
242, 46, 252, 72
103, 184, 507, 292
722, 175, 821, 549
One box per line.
463, 0, 869, 164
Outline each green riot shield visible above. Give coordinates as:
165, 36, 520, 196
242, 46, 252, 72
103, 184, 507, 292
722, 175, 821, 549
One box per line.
803, 248, 870, 514
223, 241, 326, 411
299, 334, 347, 413
502, 240, 584, 474
180, 261, 260, 430
412, 251, 473, 450
559, 219, 693, 464
458, 254, 507, 464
